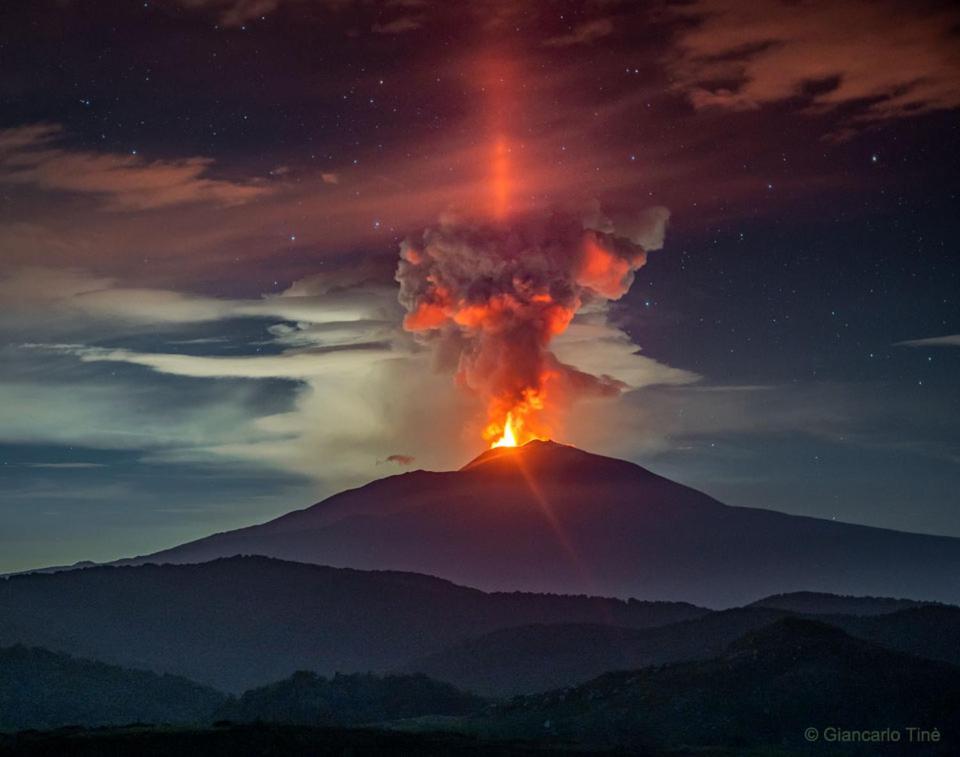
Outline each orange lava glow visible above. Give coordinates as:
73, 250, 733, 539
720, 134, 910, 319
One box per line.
484, 389, 551, 449
490, 412, 519, 447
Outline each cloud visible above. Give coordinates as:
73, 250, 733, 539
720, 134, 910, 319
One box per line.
666, 0, 960, 131
582, 202, 671, 251
175, 0, 371, 27
383, 453, 415, 465
22, 462, 107, 469
895, 334, 960, 348
553, 314, 700, 391
372, 16, 424, 34
0, 267, 399, 333
543, 18, 614, 48
0, 124, 273, 210
176, 0, 285, 26
51, 344, 394, 380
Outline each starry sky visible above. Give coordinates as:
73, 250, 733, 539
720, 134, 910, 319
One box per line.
1, 0, 958, 572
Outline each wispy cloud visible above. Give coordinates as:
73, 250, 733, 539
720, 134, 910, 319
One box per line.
0, 124, 274, 210
22, 462, 107, 469
543, 18, 614, 48
896, 334, 960, 348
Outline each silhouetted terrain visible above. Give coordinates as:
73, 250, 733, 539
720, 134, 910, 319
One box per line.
110, 441, 960, 607
406, 602, 960, 696
403, 608, 783, 697
4, 619, 959, 754
219, 672, 483, 726
0, 646, 224, 731
0, 723, 620, 757
749, 591, 934, 616
0, 556, 703, 691
826, 605, 960, 668
473, 618, 960, 754
4, 554, 959, 698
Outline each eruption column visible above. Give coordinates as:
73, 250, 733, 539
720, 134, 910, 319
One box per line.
396, 49, 663, 448
397, 213, 653, 448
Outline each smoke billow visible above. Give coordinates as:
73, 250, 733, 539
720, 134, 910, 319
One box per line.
396, 207, 667, 445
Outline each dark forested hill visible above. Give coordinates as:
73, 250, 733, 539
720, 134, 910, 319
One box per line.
0, 645, 224, 732
220, 672, 484, 726
0, 556, 704, 692
406, 603, 960, 697
474, 618, 960, 754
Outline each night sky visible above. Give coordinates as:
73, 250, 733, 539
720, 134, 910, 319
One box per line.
1, 0, 958, 572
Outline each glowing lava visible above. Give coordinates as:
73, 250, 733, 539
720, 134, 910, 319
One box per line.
485, 390, 551, 448
490, 412, 519, 448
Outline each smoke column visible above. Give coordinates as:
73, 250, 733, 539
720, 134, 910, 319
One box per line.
396, 209, 660, 446
395, 47, 666, 447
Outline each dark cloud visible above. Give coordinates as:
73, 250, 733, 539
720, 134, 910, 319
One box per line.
666, 0, 960, 134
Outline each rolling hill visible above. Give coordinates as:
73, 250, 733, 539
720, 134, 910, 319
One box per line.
0, 645, 224, 731
473, 618, 960, 753
0, 556, 703, 692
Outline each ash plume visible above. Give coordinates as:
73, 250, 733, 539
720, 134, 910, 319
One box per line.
395, 206, 668, 443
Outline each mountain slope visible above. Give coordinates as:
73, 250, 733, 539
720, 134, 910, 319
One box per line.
219, 672, 484, 726
113, 441, 960, 608
827, 604, 960, 668
403, 607, 787, 696
473, 618, 960, 753
406, 602, 960, 697
0, 645, 225, 731
0, 556, 704, 692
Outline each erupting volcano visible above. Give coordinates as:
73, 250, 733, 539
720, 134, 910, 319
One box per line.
396, 212, 656, 447
394, 50, 666, 448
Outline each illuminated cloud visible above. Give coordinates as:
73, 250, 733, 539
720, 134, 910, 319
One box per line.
553, 314, 699, 392
0, 267, 398, 330
0, 124, 273, 210
666, 0, 960, 131
543, 18, 613, 48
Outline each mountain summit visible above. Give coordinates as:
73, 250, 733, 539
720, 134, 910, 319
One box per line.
115, 442, 960, 607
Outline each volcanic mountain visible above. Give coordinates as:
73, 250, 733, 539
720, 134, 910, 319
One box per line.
115, 441, 960, 608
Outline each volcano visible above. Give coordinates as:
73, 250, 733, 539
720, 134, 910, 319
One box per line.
115, 441, 960, 607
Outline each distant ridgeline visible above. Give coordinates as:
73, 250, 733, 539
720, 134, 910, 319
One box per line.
0, 557, 959, 753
